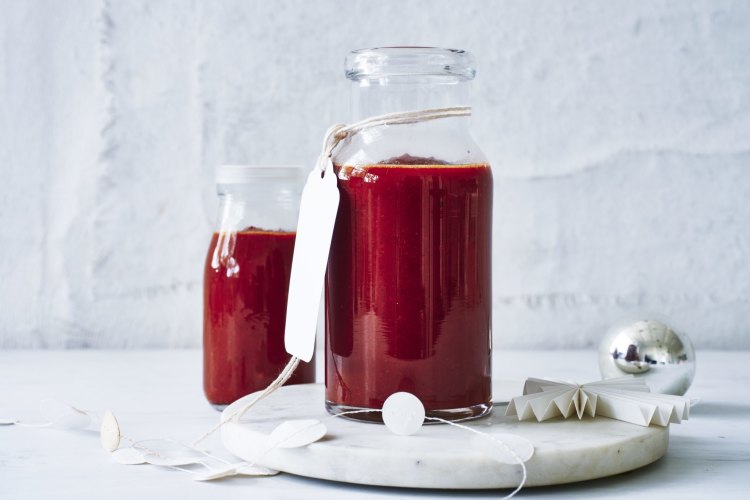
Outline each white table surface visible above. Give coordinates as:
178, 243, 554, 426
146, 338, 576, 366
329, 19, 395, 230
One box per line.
1, 349, 747, 499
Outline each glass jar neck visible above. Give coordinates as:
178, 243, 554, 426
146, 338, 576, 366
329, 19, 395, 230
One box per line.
350, 76, 471, 122
215, 180, 300, 233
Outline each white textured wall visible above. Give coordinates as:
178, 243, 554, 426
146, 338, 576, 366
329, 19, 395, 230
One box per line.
1, 0, 748, 348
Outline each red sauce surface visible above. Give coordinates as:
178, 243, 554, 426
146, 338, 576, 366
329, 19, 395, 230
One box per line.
204, 229, 315, 406
325, 161, 492, 412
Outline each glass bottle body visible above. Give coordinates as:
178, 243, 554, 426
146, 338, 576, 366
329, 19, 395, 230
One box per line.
204, 166, 315, 409
325, 48, 493, 421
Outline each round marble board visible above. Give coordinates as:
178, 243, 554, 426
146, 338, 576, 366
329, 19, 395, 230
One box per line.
221, 383, 668, 489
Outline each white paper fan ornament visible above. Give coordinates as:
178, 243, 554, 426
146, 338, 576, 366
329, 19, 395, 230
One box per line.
506, 376, 690, 427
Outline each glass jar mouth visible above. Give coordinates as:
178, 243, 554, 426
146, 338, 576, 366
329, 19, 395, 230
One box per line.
346, 47, 476, 81
215, 164, 305, 184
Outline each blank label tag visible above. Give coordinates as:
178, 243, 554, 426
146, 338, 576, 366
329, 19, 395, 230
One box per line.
285, 160, 340, 362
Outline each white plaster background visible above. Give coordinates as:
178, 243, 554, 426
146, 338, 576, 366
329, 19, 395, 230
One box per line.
1, 0, 748, 348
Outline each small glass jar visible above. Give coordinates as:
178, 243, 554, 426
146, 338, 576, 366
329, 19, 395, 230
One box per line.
325, 48, 493, 421
204, 165, 316, 409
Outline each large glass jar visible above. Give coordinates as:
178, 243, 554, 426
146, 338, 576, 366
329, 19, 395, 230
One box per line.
204, 165, 316, 409
325, 48, 493, 421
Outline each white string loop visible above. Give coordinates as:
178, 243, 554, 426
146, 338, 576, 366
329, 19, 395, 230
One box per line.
316, 106, 472, 172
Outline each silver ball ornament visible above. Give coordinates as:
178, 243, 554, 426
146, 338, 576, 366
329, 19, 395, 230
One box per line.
598, 319, 696, 395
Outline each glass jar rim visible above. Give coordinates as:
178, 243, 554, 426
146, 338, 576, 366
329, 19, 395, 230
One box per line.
215, 164, 305, 184
346, 47, 476, 81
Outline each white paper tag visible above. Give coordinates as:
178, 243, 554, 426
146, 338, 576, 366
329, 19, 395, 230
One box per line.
284, 160, 340, 362
382, 392, 426, 436
100, 410, 121, 452
268, 419, 327, 448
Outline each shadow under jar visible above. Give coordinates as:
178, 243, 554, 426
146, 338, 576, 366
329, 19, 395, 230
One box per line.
325, 47, 493, 422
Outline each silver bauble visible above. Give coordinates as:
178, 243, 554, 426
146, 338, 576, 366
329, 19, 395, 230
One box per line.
598, 319, 696, 395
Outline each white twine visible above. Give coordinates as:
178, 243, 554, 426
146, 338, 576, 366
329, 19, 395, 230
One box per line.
427, 415, 527, 498
192, 356, 300, 446
316, 106, 472, 172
